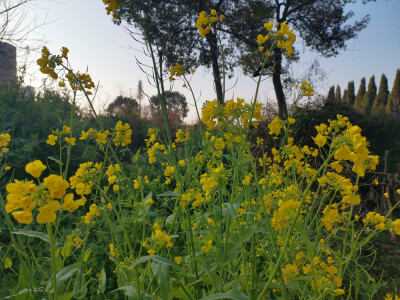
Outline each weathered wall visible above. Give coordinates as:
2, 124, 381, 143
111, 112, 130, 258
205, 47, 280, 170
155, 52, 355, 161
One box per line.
0, 42, 17, 85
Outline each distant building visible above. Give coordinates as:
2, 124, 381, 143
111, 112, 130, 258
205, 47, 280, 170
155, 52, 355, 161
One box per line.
0, 42, 17, 85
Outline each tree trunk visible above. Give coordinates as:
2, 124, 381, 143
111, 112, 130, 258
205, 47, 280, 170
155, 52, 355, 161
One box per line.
272, 48, 288, 118
206, 32, 224, 104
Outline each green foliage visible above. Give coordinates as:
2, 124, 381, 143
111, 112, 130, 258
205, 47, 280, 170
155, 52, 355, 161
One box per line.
386, 69, 400, 114
149, 91, 189, 122
354, 77, 366, 110
327, 85, 336, 102
335, 84, 342, 102
0, 84, 94, 179
372, 74, 389, 113
360, 75, 377, 113
343, 80, 356, 105
293, 100, 400, 174
106, 95, 139, 119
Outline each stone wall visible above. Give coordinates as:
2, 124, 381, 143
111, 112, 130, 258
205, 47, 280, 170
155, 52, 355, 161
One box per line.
0, 42, 17, 85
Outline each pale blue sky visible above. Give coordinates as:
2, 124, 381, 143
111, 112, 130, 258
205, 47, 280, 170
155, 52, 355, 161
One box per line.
20, 0, 400, 121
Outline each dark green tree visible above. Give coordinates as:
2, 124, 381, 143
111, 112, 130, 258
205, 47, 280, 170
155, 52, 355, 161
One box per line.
354, 77, 366, 111
149, 91, 189, 123
107, 95, 139, 119
360, 75, 376, 113
386, 69, 400, 114
112, 0, 374, 118
372, 74, 389, 113
343, 81, 355, 105
114, 0, 273, 106
342, 88, 348, 104
335, 85, 342, 102
240, 0, 373, 117
327, 85, 336, 102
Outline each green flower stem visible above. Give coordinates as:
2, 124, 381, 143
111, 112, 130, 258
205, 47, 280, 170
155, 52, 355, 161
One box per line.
243, 134, 288, 297
183, 74, 205, 134
245, 41, 276, 140
185, 207, 199, 280
47, 223, 58, 299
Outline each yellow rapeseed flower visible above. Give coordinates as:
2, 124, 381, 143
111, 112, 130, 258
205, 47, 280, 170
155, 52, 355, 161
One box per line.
46, 134, 58, 146
36, 200, 60, 224
43, 174, 69, 199
175, 256, 182, 264
65, 137, 76, 146
25, 160, 47, 178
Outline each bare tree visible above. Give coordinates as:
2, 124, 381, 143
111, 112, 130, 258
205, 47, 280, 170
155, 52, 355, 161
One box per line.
1, 0, 32, 44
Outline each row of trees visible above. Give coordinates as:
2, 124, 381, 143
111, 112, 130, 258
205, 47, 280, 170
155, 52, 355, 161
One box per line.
327, 69, 400, 114
111, 0, 376, 118
106, 80, 189, 125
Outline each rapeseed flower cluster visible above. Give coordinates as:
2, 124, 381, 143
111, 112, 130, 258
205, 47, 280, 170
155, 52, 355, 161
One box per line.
113, 121, 132, 147
257, 21, 296, 57
103, 0, 119, 19
298, 80, 314, 96
0, 133, 10, 158
47, 125, 75, 146
195, 9, 223, 37
70, 162, 103, 196
37, 46, 61, 80
83, 203, 100, 224
79, 121, 132, 147
38, 46, 95, 94
4, 160, 82, 224
298, 255, 344, 295
143, 222, 174, 255
201, 98, 263, 130
145, 128, 168, 164
169, 63, 184, 81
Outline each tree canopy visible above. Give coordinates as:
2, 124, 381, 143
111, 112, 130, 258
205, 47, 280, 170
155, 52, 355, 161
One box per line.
372, 74, 389, 114
111, 0, 375, 117
386, 69, 400, 114
149, 91, 189, 123
107, 95, 139, 119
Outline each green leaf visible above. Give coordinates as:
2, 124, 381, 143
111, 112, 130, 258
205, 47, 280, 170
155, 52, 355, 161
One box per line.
58, 292, 73, 300
48, 156, 63, 166
97, 268, 106, 294
117, 267, 134, 287
12, 230, 50, 244
4, 289, 44, 299
83, 249, 91, 262
199, 289, 249, 300
73, 271, 88, 299
151, 263, 170, 300
133, 148, 141, 163
110, 285, 136, 297
61, 238, 73, 258
132, 255, 178, 269
157, 191, 180, 197
46, 263, 82, 292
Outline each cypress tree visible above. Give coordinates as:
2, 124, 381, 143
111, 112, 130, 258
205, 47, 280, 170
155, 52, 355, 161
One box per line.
335, 85, 342, 102
386, 69, 400, 114
372, 74, 389, 113
360, 76, 376, 113
345, 81, 355, 105
354, 77, 366, 111
343, 88, 348, 104
327, 86, 336, 102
